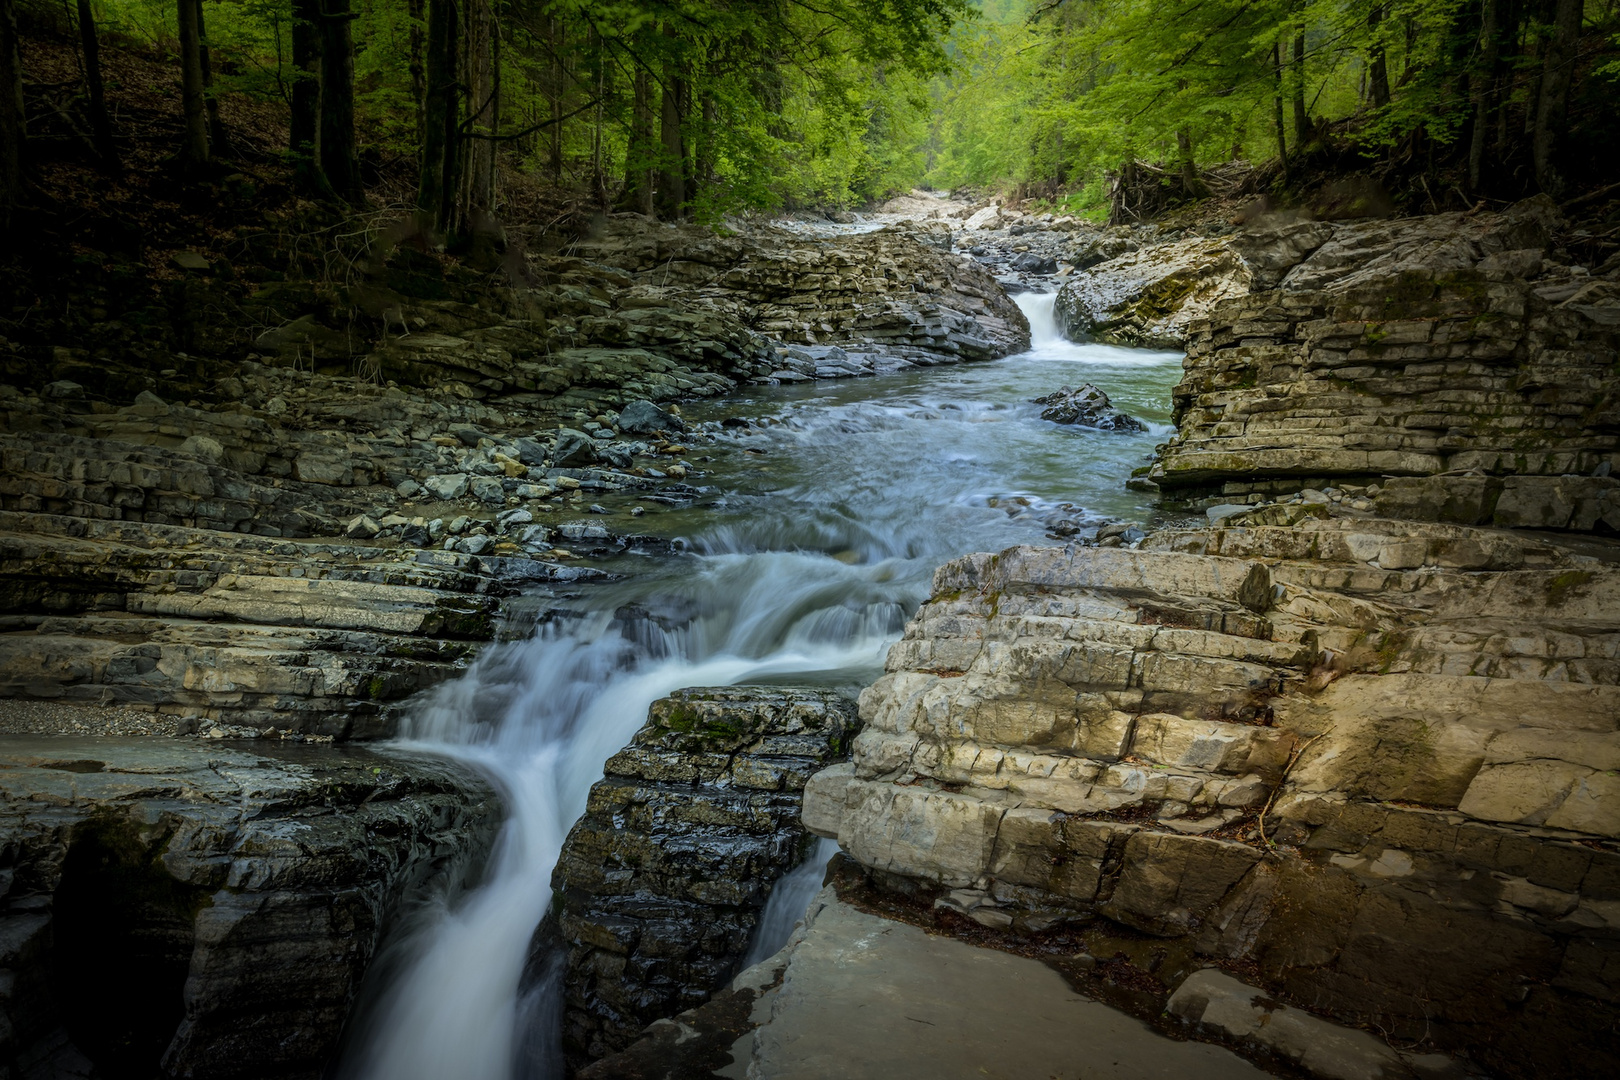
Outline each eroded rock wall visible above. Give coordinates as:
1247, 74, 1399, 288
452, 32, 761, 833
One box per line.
549, 686, 857, 1069
806, 520, 1619, 1077
0, 735, 499, 1080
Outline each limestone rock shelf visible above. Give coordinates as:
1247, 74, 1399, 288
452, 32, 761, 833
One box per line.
805, 516, 1620, 1078
0, 734, 500, 1080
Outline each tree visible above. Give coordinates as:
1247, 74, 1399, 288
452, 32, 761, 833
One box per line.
290, 0, 327, 194
1532, 0, 1583, 197
320, 0, 363, 202
177, 0, 212, 168
76, 0, 118, 172
196, 0, 233, 156
0, 0, 22, 232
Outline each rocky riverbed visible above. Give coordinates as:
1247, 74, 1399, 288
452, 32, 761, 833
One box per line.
2, 195, 1618, 1080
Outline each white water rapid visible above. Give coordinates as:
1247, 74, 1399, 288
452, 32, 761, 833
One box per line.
338, 294, 1184, 1080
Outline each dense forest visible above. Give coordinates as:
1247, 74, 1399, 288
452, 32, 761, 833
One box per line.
1, 0, 1617, 244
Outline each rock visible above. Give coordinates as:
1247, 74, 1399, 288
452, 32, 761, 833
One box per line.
134, 390, 164, 406
459, 533, 491, 555
469, 476, 504, 504
44, 379, 85, 398
551, 428, 599, 467
513, 437, 548, 466
616, 399, 684, 435
550, 686, 859, 1069
345, 514, 381, 539
807, 518, 1620, 1078
1053, 237, 1251, 347
447, 423, 486, 447
1167, 969, 1413, 1080
396, 478, 423, 498
422, 473, 471, 500
293, 451, 353, 486
496, 508, 533, 530
589, 890, 1266, 1080
1032, 384, 1146, 432
1069, 232, 1141, 270
170, 251, 211, 272
1011, 252, 1058, 274
179, 434, 226, 463
0, 736, 498, 1080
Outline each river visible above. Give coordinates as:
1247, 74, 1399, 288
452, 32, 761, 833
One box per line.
337, 293, 1184, 1080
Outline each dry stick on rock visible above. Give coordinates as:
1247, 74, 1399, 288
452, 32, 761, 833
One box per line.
1257, 727, 1332, 852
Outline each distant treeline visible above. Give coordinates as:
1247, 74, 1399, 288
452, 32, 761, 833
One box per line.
930, 0, 1620, 212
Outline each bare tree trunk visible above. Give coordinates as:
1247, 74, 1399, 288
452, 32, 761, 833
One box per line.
1469, 0, 1502, 192
74, 0, 118, 172
619, 63, 653, 215
656, 49, 686, 219
290, 0, 327, 195
196, 0, 231, 156
1291, 30, 1308, 144
418, 0, 460, 234
1531, 0, 1581, 196
1367, 5, 1391, 109
1177, 127, 1204, 197
409, 0, 426, 150
0, 0, 23, 232
177, 0, 211, 167
320, 0, 361, 202
450, 0, 496, 242
1273, 42, 1290, 182
548, 12, 563, 181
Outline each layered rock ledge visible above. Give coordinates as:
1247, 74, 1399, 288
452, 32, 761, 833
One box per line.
0, 732, 500, 1080
549, 686, 857, 1069
805, 516, 1619, 1078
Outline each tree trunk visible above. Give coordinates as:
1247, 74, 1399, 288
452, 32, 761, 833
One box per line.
619, 63, 653, 215
1367, 5, 1391, 109
0, 0, 23, 232
320, 0, 361, 202
548, 12, 563, 181
418, 0, 460, 235
409, 0, 426, 150
177, 0, 211, 167
451, 0, 496, 242
1272, 42, 1290, 182
1177, 127, 1204, 197
1469, 0, 1502, 192
196, 0, 231, 156
74, 0, 118, 172
656, 42, 686, 219
1291, 30, 1308, 144
290, 0, 327, 195
1531, 0, 1581, 196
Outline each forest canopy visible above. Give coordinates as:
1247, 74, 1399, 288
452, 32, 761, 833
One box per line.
1, 0, 1617, 240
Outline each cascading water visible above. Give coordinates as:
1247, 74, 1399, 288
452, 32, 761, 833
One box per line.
338, 293, 1184, 1080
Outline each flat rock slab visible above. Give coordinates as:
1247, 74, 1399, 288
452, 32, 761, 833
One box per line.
738, 894, 1265, 1080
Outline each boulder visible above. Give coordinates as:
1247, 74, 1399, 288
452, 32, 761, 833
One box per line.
551, 429, 599, 467
422, 473, 470, 500
616, 399, 683, 435
1032, 384, 1146, 431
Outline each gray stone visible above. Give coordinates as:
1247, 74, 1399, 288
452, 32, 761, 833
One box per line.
469, 476, 505, 504
552, 429, 600, 467
1167, 969, 1413, 1080
345, 514, 381, 539
422, 473, 470, 500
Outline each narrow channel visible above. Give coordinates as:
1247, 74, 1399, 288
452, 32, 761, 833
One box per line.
338, 294, 1185, 1080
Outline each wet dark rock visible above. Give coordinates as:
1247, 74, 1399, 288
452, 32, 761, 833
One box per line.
548, 686, 859, 1070
1033, 384, 1146, 432
616, 399, 684, 436
552, 429, 601, 468
0, 736, 500, 1080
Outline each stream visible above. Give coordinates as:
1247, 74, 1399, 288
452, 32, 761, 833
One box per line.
337, 294, 1185, 1080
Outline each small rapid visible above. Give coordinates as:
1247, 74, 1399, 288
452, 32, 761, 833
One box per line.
337, 294, 1184, 1080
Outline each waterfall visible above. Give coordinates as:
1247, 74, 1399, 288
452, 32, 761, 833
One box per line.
742, 836, 841, 969
1017, 291, 1064, 348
